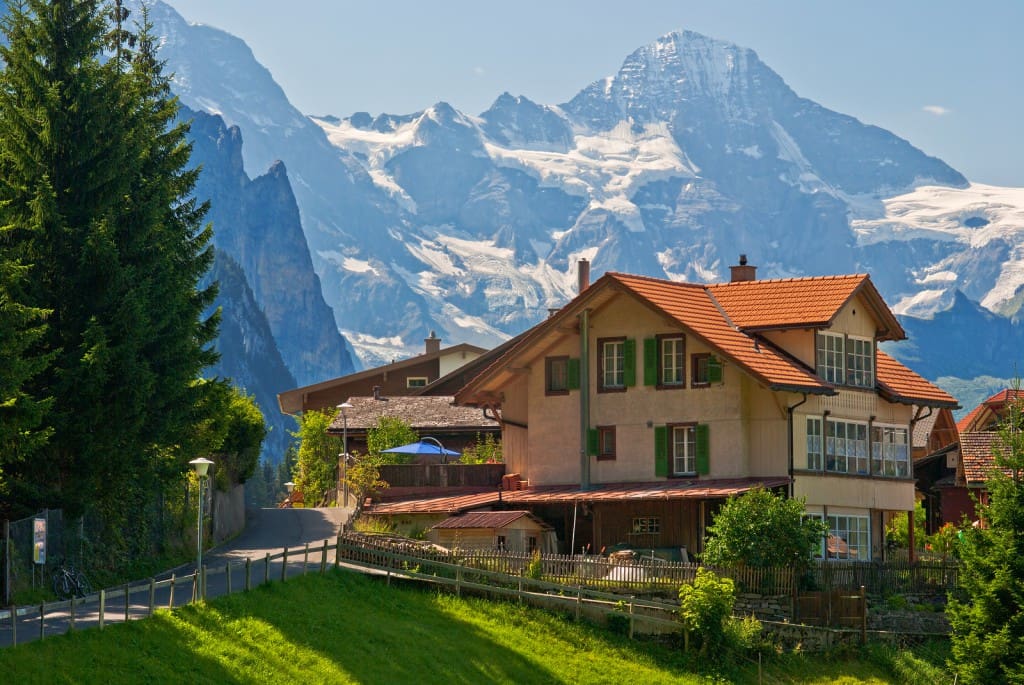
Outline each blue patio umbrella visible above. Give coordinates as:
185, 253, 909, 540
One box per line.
381, 439, 461, 462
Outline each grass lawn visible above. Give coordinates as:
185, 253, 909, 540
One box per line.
0, 569, 952, 684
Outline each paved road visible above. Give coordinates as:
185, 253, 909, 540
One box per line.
1, 506, 352, 648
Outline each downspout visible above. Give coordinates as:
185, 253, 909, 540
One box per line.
579, 308, 591, 490
787, 393, 809, 498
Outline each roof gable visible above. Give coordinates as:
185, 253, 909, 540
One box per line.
706, 274, 904, 339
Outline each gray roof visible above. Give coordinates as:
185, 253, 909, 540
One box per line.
327, 395, 499, 433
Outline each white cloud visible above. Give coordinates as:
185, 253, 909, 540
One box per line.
473, 66, 485, 76
922, 105, 951, 116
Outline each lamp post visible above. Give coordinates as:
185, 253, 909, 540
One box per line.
189, 457, 214, 585
338, 402, 353, 507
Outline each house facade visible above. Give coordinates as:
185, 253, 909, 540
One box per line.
277, 333, 486, 415
455, 259, 958, 560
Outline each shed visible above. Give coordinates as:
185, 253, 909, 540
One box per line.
428, 510, 555, 553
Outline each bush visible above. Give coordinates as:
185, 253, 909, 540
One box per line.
523, 549, 543, 580
678, 568, 736, 655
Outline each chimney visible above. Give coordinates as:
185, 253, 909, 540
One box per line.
372, 385, 385, 401
424, 330, 441, 354
730, 254, 757, 282
577, 258, 590, 294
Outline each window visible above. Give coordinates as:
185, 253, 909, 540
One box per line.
872, 425, 909, 477
826, 515, 870, 560
545, 356, 569, 395
846, 337, 874, 388
659, 334, 685, 387
597, 426, 616, 461
816, 332, 875, 389
691, 353, 710, 387
672, 424, 697, 474
655, 423, 710, 477
497, 535, 506, 551
816, 332, 844, 383
528, 536, 537, 553
806, 418, 822, 470
599, 337, 631, 392
406, 377, 427, 388
826, 419, 868, 474
632, 517, 661, 534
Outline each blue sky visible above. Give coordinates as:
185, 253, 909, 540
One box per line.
166, 0, 1021, 187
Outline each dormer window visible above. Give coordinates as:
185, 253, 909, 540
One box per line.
815, 332, 874, 389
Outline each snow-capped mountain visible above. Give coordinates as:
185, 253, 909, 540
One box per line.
149, 2, 1022, 387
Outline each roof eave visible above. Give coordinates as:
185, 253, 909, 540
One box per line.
877, 385, 960, 409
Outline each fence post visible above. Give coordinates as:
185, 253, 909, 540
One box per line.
148, 578, 156, 616
281, 548, 289, 582
629, 597, 635, 640
518, 578, 523, 604
226, 562, 232, 595
99, 590, 106, 630
192, 570, 198, 604
124, 582, 130, 622
304, 542, 309, 576
10, 604, 16, 646
335, 533, 342, 568
575, 586, 582, 621
456, 567, 462, 597
169, 574, 176, 608
320, 540, 328, 575
38, 603, 44, 641
264, 552, 270, 585
245, 558, 252, 591
860, 585, 867, 645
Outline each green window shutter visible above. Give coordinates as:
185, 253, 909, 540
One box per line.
654, 425, 668, 477
643, 337, 658, 386
567, 357, 580, 390
707, 356, 723, 384
695, 424, 710, 474
586, 428, 599, 456
623, 338, 637, 387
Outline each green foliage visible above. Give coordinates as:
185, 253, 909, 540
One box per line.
344, 454, 387, 504
0, 1, 219, 563
351, 516, 396, 534
524, 549, 543, 580
678, 568, 737, 655
459, 433, 503, 464
192, 381, 265, 491
948, 389, 1024, 683
291, 409, 342, 506
885, 500, 927, 549
366, 416, 419, 464
702, 487, 828, 568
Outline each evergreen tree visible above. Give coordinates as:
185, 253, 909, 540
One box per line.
948, 390, 1024, 682
0, 1, 218, 559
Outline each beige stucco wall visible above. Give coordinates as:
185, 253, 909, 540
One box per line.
507, 296, 792, 485
438, 349, 484, 378
796, 473, 914, 511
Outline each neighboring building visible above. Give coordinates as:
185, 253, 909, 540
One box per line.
450, 257, 958, 560
936, 389, 1024, 526
911, 407, 961, 533
427, 511, 555, 553
325, 395, 500, 460
277, 333, 486, 415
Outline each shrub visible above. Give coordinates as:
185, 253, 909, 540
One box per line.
678, 567, 736, 655
524, 549, 543, 580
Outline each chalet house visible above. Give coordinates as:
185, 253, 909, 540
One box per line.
325, 395, 500, 459
452, 258, 958, 560
910, 407, 961, 533
939, 389, 1024, 525
277, 332, 486, 415
427, 511, 556, 553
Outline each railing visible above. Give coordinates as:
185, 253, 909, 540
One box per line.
376, 463, 505, 489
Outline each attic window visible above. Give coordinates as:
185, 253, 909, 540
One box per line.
406, 377, 428, 388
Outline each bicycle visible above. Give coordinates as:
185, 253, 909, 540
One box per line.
51, 559, 92, 600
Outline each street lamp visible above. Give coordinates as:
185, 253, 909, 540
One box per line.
338, 402, 354, 507
189, 457, 214, 588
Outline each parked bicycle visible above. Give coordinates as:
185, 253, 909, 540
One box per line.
51, 559, 92, 600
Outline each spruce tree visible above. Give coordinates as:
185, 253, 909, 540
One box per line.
0, 1, 219, 557
948, 390, 1024, 682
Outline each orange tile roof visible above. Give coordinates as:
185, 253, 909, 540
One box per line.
431, 511, 551, 530
707, 274, 872, 330
959, 431, 1012, 486
610, 273, 833, 394
875, 350, 959, 408
364, 477, 790, 515
957, 389, 1024, 432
